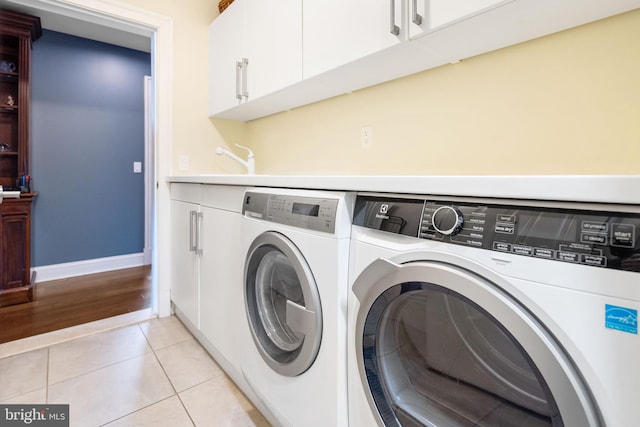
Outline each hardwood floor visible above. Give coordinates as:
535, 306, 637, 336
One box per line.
0, 266, 152, 344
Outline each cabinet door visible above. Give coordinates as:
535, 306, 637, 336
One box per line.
170, 200, 200, 328
199, 207, 243, 372
244, 0, 302, 101
409, 0, 511, 39
208, 0, 245, 116
303, 0, 404, 79
0, 212, 28, 290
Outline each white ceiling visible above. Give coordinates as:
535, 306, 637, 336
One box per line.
0, 0, 151, 52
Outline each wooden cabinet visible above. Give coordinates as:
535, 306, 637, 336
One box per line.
0, 10, 40, 306
208, 0, 302, 116
0, 197, 33, 306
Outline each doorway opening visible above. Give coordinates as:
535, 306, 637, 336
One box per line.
0, 0, 174, 339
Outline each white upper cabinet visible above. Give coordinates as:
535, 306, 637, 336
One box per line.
303, 0, 404, 79
209, 0, 640, 121
209, 0, 244, 116
208, 0, 302, 117
409, 0, 511, 39
244, 0, 302, 100
303, 0, 511, 78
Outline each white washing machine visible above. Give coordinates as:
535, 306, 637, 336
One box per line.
239, 188, 353, 427
348, 193, 640, 427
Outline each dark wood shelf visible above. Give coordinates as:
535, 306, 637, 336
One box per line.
0, 8, 41, 307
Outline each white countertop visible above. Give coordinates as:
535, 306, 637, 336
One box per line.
167, 175, 640, 205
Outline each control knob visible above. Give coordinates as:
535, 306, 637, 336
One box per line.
432, 206, 464, 236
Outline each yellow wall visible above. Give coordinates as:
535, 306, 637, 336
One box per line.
122, 1, 639, 175
246, 9, 640, 175
118, 0, 248, 174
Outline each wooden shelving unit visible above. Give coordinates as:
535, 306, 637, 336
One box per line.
0, 9, 41, 306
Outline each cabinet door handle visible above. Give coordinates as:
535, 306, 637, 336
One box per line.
389, 0, 400, 35
195, 212, 203, 255
241, 57, 249, 100
412, 0, 423, 25
189, 210, 198, 252
236, 61, 243, 101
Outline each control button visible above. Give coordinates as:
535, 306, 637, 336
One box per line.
495, 224, 514, 234
493, 242, 511, 252
611, 224, 635, 248
582, 254, 607, 267
533, 248, 555, 259
582, 221, 608, 233
432, 206, 464, 236
581, 233, 607, 245
497, 214, 516, 223
557, 251, 580, 263
512, 245, 533, 256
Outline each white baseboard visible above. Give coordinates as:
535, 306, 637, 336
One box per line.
32, 253, 146, 283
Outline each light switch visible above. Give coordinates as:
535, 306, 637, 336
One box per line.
133, 162, 142, 173
179, 155, 189, 171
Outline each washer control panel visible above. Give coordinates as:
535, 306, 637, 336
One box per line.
243, 191, 339, 234
353, 195, 640, 273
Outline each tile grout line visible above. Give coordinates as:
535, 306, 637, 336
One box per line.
136, 322, 198, 427
45, 325, 154, 387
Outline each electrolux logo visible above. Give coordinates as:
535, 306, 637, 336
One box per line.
375, 203, 390, 220
0, 405, 69, 427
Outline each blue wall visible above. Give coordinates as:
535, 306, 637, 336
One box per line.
31, 30, 151, 267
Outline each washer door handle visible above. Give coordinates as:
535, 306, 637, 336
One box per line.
352, 257, 402, 302
286, 300, 316, 337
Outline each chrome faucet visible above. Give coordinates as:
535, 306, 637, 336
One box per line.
215, 143, 255, 175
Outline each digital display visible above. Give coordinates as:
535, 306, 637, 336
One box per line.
292, 202, 319, 217
516, 213, 579, 241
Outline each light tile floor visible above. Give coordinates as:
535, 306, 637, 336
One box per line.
0, 315, 271, 427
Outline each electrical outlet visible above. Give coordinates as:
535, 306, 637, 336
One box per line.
361, 126, 372, 148
179, 155, 189, 171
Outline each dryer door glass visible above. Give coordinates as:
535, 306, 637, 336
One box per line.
245, 232, 323, 377
364, 283, 561, 427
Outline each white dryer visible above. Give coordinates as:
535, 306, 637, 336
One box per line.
348, 193, 640, 427
239, 188, 353, 427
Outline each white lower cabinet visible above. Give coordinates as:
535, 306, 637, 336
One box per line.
171, 183, 247, 374
170, 198, 202, 329
198, 205, 242, 369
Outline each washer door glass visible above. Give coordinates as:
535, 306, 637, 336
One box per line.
364, 283, 561, 427
245, 232, 322, 377
255, 250, 305, 353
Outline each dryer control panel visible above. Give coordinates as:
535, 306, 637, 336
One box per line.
353, 195, 640, 273
243, 191, 339, 234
